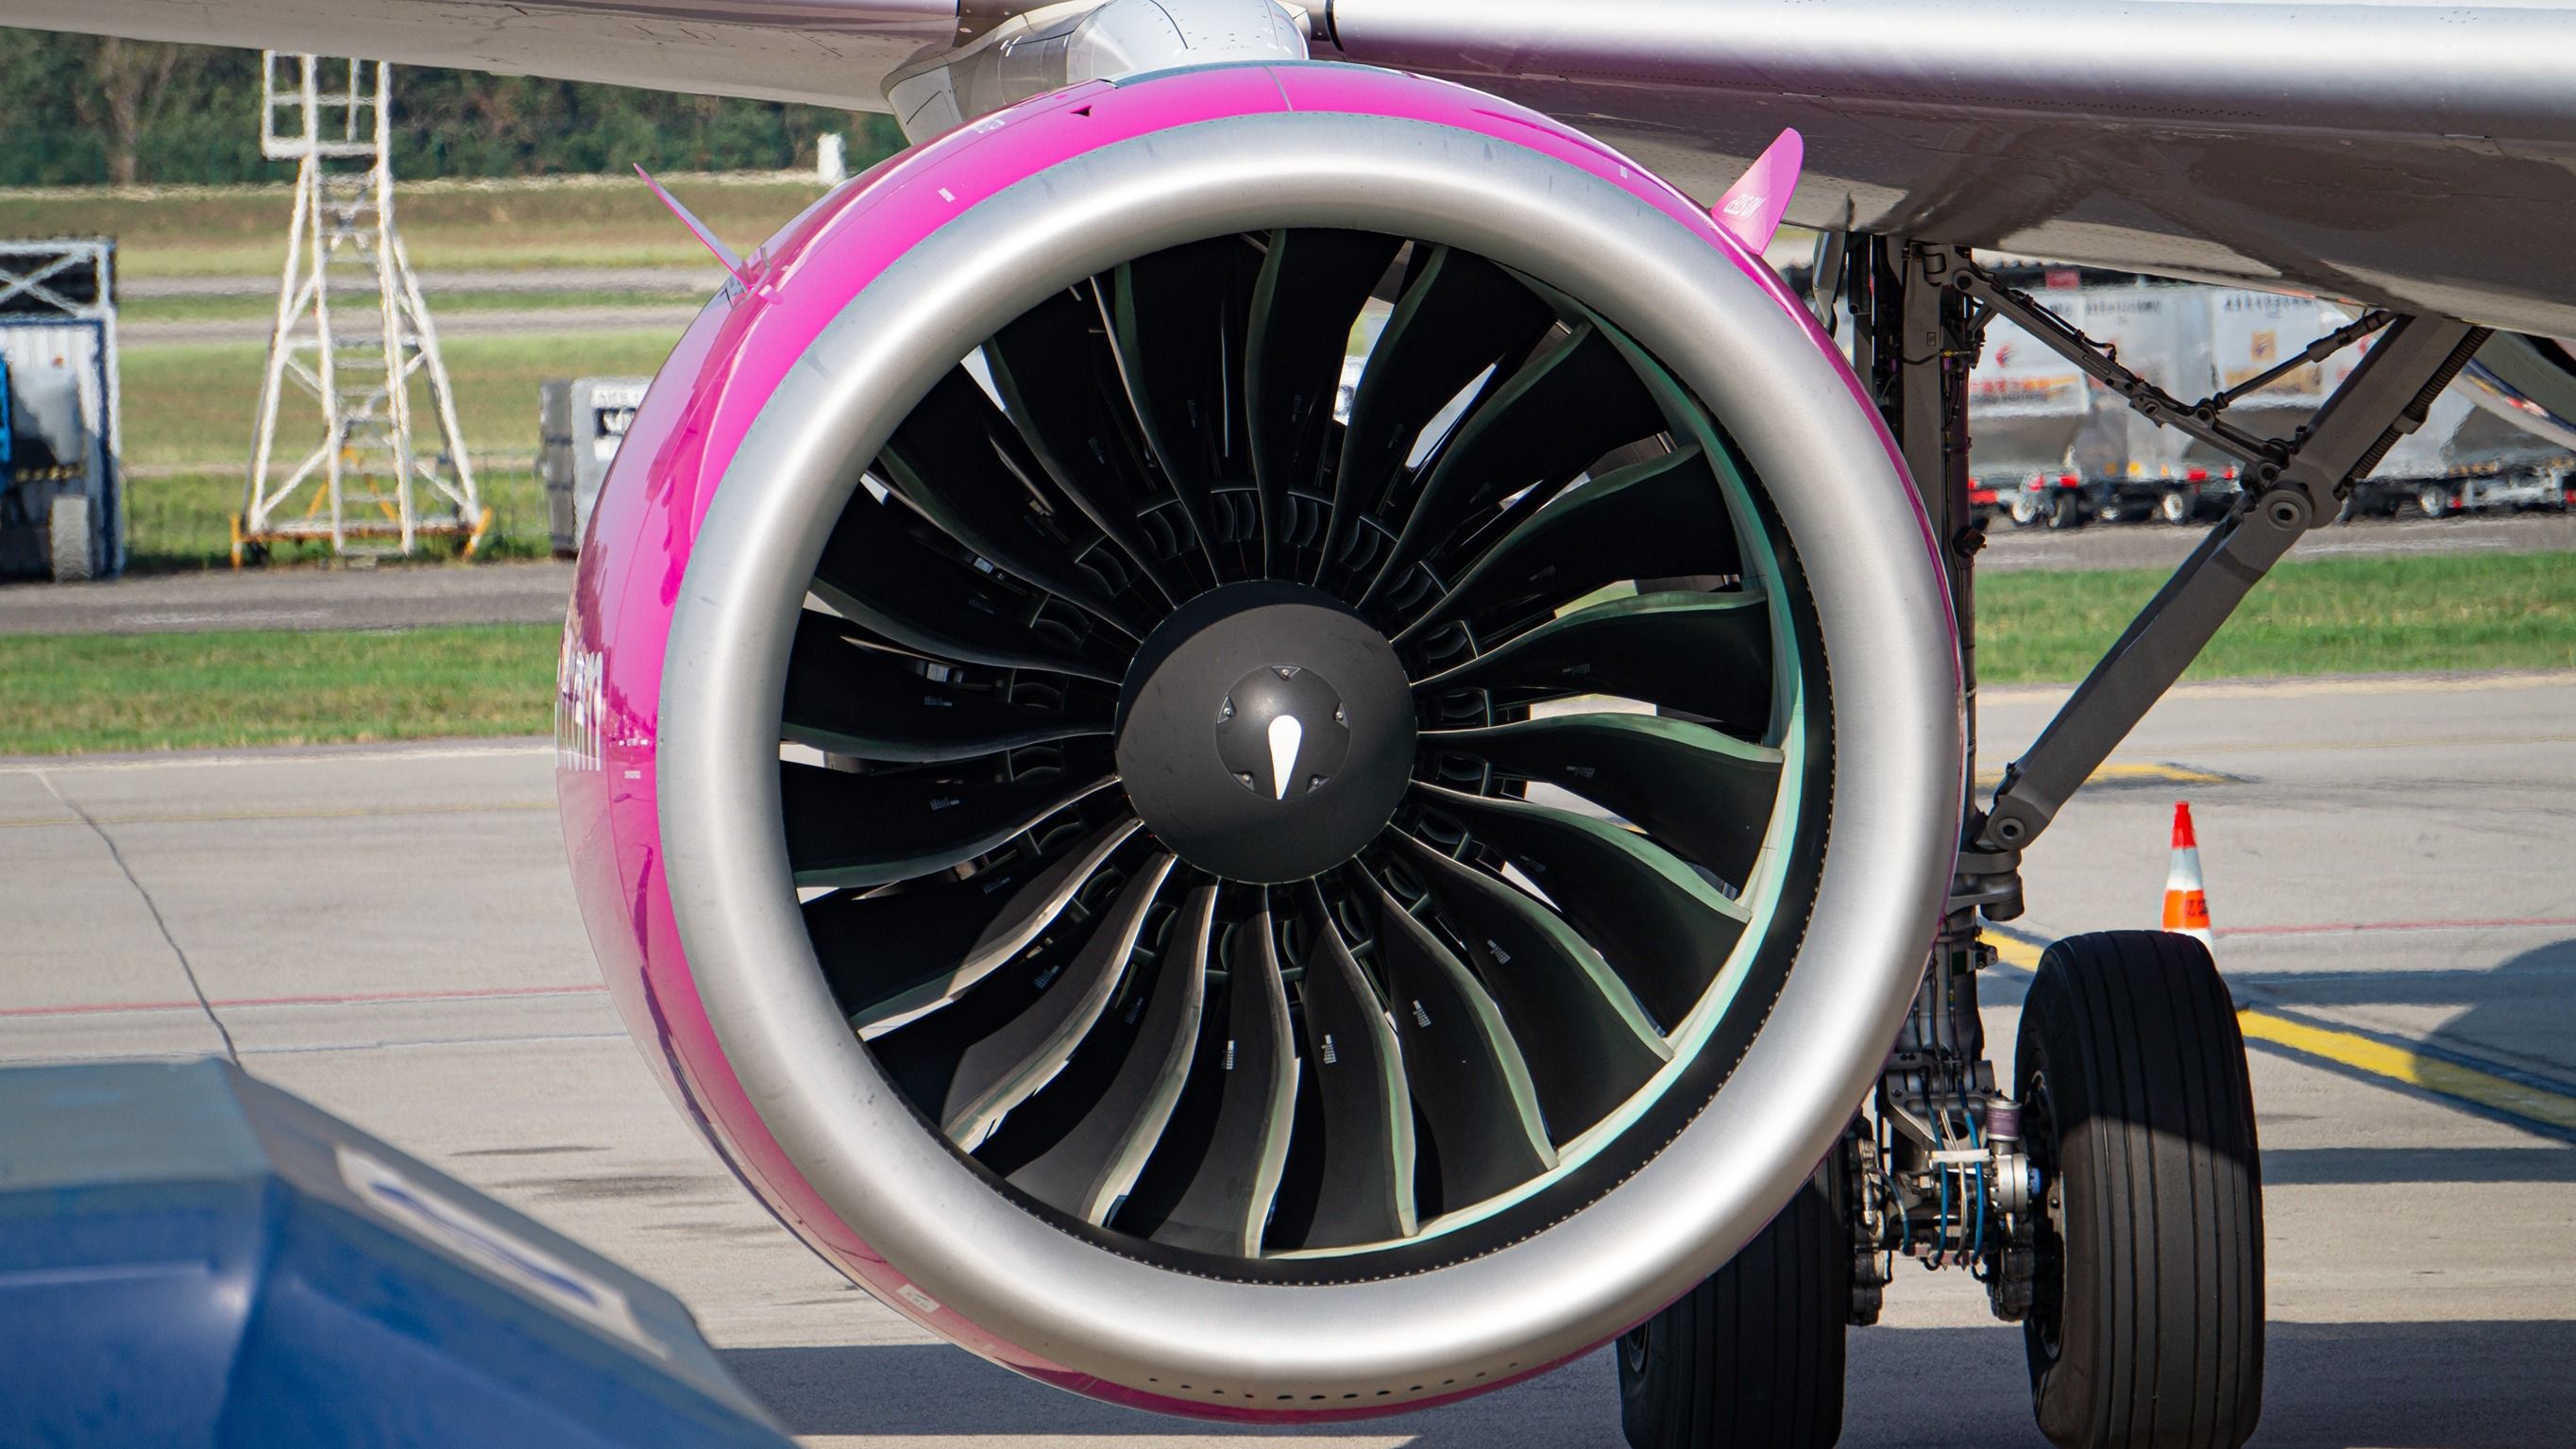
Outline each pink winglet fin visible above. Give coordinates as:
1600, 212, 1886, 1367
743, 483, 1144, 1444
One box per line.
1711, 128, 1803, 253
636, 163, 752, 283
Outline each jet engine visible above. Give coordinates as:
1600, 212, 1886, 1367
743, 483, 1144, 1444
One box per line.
557, 59, 1961, 1418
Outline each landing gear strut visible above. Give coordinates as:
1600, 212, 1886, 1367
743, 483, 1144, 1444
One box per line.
1624, 235, 2486, 1449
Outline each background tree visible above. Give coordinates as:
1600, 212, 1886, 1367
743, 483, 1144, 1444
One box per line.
0, 30, 902, 186
75, 38, 194, 185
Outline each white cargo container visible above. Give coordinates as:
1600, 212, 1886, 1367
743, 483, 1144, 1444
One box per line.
2350, 379, 2576, 518
539, 377, 651, 557
1966, 293, 2093, 525
1977, 275, 2568, 528
0, 240, 121, 581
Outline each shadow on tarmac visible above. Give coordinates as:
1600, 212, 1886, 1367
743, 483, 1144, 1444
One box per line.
720, 1340, 1617, 1441
2239, 935, 2576, 1148
720, 940, 2576, 1444
2261, 1143, 2576, 1184
724, 1319, 2576, 1445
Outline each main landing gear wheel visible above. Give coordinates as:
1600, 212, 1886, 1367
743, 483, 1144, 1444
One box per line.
1618, 1151, 1851, 1449
2018, 931, 2264, 1449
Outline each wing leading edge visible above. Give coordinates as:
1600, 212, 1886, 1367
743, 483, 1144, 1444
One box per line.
0, 0, 958, 110
10, 0, 2576, 330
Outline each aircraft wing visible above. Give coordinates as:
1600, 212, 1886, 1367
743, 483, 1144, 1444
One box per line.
0, 0, 960, 112
8, 0, 2576, 332
1325, 0, 2576, 335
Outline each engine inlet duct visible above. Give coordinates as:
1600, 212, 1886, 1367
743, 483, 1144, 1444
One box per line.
558, 61, 1960, 1419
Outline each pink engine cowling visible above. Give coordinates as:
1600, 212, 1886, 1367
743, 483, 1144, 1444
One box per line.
558, 60, 1958, 1419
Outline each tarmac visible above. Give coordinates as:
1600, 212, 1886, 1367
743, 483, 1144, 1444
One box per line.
114, 266, 720, 345
1974, 508, 2576, 572
120, 265, 730, 299
0, 558, 579, 634
4, 672, 2572, 1444
120, 304, 704, 345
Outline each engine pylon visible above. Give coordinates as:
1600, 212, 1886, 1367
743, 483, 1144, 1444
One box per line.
2161, 800, 2214, 945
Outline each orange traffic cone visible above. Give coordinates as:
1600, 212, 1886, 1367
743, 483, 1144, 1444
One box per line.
2162, 800, 2213, 946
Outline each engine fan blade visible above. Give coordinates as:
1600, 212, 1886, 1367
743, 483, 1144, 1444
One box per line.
809, 816, 1143, 1033
1147, 895, 1301, 1256
780, 756, 1116, 889
1363, 874, 1556, 1211
1423, 713, 1782, 887
1006, 884, 1216, 1224
879, 365, 1151, 633
939, 852, 1178, 1146
1106, 236, 1263, 578
1391, 446, 1741, 647
1246, 228, 1405, 575
782, 613, 1112, 764
1389, 832, 1669, 1138
1359, 323, 1665, 607
1286, 883, 1418, 1249
1411, 589, 1771, 738
1324, 248, 1558, 581
986, 284, 1194, 603
1410, 783, 1749, 1030
811, 491, 1128, 682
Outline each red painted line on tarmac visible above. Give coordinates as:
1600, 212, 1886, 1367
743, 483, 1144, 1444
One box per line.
0, 982, 607, 1019
2217, 916, 2576, 938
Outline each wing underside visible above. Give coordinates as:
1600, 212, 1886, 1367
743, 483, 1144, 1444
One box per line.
0, 0, 956, 110
1327, 0, 2576, 334
11, 0, 2576, 329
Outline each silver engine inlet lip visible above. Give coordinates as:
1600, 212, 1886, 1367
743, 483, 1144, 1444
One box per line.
661, 105, 1958, 1405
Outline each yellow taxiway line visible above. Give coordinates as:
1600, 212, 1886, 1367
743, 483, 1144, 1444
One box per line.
1985, 935, 2046, 971
2233, 1011, 2576, 1136
1971, 760, 2225, 788
1984, 932, 2576, 1136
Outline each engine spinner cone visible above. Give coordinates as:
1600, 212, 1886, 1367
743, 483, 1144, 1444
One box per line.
1114, 581, 1415, 883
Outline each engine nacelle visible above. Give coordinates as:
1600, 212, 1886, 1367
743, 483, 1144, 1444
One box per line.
558, 61, 1959, 1418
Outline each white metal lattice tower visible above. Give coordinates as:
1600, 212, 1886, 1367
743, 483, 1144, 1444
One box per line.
241, 54, 483, 563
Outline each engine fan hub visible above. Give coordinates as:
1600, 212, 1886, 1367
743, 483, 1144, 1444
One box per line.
1114, 581, 1415, 883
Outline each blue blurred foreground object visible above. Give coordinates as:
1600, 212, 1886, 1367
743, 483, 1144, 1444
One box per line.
0, 1057, 796, 1449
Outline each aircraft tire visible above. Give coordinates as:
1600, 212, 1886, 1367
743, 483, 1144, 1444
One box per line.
1618, 1154, 1850, 1449
2018, 931, 2263, 1449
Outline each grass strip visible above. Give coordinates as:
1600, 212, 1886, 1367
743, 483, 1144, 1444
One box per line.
0, 551, 2568, 756
120, 329, 685, 469
0, 625, 558, 755
124, 468, 558, 570
1978, 550, 2576, 682
0, 177, 827, 278
122, 286, 711, 324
